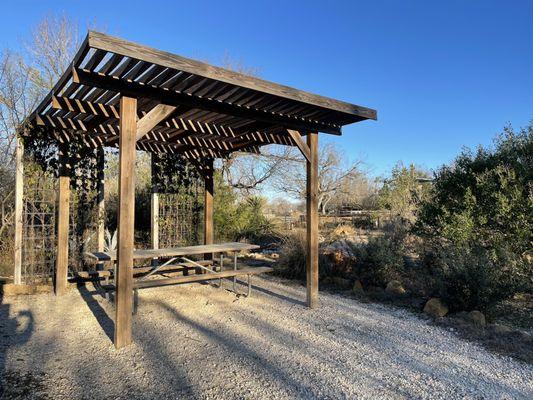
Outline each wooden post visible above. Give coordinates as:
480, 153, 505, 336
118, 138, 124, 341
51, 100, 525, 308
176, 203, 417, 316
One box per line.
55, 143, 70, 295
96, 147, 105, 254
13, 137, 24, 285
150, 154, 159, 252
203, 159, 214, 260
115, 96, 137, 349
306, 132, 319, 308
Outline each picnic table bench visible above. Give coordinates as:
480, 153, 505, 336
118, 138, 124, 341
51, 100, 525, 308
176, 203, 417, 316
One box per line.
84, 242, 273, 299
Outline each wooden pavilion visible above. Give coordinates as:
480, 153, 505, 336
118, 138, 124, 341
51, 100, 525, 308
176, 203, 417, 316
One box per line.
16, 31, 377, 348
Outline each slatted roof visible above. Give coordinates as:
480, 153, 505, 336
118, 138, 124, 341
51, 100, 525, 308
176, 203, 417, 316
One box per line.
26, 31, 377, 159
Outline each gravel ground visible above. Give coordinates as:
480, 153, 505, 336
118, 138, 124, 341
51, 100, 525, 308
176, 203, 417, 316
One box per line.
0, 275, 531, 399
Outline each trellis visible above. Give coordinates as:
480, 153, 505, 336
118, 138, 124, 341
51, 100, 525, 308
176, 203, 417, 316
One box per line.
159, 191, 202, 248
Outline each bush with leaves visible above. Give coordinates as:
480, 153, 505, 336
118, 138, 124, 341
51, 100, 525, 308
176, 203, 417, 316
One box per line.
378, 162, 431, 224
416, 124, 533, 254
214, 173, 273, 242
426, 244, 528, 313
353, 227, 406, 287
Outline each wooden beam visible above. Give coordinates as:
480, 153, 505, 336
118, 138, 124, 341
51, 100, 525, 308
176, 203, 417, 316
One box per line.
55, 143, 70, 295
13, 137, 24, 285
306, 132, 319, 308
287, 129, 311, 162
87, 31, 377, 121
136, 104, 176, 141
204, 158, 214, 260
115, 96, 137, 349
73, 67, 343, 135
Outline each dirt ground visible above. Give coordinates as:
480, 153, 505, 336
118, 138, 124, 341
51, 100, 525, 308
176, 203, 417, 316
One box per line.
0, 274, 531, 399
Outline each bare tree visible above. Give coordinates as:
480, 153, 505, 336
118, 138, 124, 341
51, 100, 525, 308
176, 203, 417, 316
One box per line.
272, 142, 365, 215
0, 14, 81, 235
25, 14, 81, 90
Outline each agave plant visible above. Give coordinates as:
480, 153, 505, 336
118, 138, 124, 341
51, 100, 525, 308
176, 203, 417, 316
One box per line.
105, 229, 118, 251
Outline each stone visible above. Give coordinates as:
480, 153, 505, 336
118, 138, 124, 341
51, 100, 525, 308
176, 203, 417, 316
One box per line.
423, 298, 448, 318
332, 277, 352, 289
467, 310, 486, 327
385, 280, 406, 295
352, 280, 364, 294
321, 277, 333, 285
488, 323, 512, 336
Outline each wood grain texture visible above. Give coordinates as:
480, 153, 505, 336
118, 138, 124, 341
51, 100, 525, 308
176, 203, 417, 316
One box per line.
134, 266, 273, 289
87, 31, 377, 120
114, 96, 137, 349
86, 242, 260, 262
13, 137, 24, 285
73, 68, 343, 135
136, 104, 176, 141
55, 144, 70, 296
306, 132, 319, 308
287, 129, 311, 162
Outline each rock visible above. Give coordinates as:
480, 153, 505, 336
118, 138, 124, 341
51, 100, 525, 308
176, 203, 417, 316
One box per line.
322, 239, 357, 260
321, 277, 332, 285
423, 298, 448, 318
488, 323, 512, 336
385, 280, 406, 295
467, 310, 486, 327
332, 277, 351, 289
352, 280, 364, 294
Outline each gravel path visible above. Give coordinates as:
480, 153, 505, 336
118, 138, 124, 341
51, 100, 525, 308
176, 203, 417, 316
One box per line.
0, 275, 531, 399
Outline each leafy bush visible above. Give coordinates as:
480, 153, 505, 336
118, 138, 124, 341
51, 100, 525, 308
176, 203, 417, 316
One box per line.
354, 233, 405, 287
416, 124, 533, 254
427, 244, 528, 313
214, 174, 272, 242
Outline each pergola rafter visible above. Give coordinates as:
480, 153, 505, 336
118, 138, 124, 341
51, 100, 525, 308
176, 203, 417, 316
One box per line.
17, 31, 377, 349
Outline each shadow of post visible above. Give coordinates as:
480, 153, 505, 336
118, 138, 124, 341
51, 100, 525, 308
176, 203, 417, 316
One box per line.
0, 292, 35, 397
77, 283, 114, 343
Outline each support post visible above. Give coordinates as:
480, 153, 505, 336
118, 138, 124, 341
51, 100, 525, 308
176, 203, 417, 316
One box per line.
96, 147, 105, 258
306, 132, 319, 308
13, 137, 24, 285
150, 154, 159, 253
55, 143, 70, 295
115, 96, 137, 349
203, 158, 214, 261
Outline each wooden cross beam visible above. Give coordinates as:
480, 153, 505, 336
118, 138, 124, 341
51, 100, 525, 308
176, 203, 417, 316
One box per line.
287, 129, 311, 162
72, 67, 343, 135
136, 104, 177, 141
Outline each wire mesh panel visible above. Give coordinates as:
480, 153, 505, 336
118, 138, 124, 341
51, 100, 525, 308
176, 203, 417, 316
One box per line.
22, 177, 56, 284
159, 186, 203, 248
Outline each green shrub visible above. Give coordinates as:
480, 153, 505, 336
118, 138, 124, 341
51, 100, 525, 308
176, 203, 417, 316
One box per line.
416, 124, 533, 254
428, 244, 528, 313
354, 234, 405, 287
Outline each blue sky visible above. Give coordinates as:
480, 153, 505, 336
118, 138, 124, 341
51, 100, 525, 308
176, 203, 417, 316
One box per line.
2, 0, 532, 176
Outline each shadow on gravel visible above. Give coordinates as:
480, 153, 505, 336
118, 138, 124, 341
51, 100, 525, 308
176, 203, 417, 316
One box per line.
144, 298, 321, 397
233, 278, 306, 307
0, 292, 36, 399
77, 283, 114, 343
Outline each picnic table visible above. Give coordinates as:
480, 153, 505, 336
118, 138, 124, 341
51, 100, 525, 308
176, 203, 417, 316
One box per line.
84, 242, 272, 301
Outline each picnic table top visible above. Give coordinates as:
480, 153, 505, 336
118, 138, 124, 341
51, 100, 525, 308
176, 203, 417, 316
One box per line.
85, 242, 260, 262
